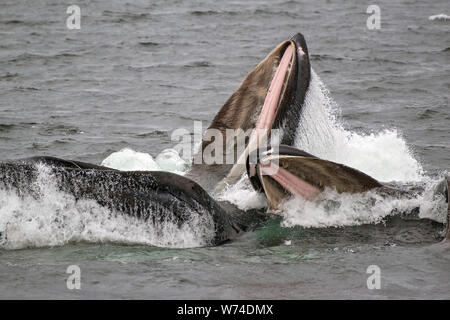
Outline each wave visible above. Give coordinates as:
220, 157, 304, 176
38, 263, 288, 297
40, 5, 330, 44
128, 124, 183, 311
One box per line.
428, 14, 450, 21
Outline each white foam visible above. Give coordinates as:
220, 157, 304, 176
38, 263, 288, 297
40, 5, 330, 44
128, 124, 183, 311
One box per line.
428, 14, 449, 21
101, 148, 159, 171
155, 148, 188, 175
101, 148, 188, 175
216, 174, 267, 211
294, 71, 424, 182
0, 164, 214, 249
279, 180, 447, 229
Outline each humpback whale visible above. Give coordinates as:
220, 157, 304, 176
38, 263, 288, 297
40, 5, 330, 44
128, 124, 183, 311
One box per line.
0, 33, 312, 246
0, 32, 448, 246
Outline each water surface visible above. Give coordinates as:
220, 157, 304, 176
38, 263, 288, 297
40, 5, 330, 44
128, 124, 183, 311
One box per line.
0, 0, 449, 299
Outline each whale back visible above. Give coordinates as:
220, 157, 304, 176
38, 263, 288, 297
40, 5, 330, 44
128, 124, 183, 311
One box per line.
0, 157, 251, 246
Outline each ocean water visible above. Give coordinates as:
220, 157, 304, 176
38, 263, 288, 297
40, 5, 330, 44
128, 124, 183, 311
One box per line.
0, 0, 449, 299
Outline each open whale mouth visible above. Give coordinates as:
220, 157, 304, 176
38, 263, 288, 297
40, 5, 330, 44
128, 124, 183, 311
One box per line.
188, 33, 311, 192
254, 39, 295, 132
246, 145, 383, 210
254, 33, 311, 137
201, 32, 310, 149
229, 40, 303, 178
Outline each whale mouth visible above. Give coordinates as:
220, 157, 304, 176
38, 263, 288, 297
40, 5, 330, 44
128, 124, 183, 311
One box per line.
255, 33, 310, 135
216, 38, 310, 189
201, 32, 310, 148
246, 145, 383, 210
235, 41, 298, 177
254, 41, 295, 131
188, 33, 311, 192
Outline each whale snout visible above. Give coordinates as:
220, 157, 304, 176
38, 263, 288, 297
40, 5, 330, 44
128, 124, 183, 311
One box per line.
290, 33, 309, 55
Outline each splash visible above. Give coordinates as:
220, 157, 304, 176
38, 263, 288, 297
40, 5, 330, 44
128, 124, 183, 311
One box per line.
0, 164, 213, 250
101, 148, 159, 171
279, 180, 447, 229
294, 71, 424, 182
428, 14, 449, 21
102, 148, 188, 175
216, 174, 267, 211
220, 70, 445, 226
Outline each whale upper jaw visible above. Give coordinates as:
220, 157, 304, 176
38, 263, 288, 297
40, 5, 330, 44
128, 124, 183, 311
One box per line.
187, 33, 311, 193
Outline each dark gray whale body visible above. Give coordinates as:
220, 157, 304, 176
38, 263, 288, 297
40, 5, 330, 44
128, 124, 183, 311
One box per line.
0, 158, 266, 246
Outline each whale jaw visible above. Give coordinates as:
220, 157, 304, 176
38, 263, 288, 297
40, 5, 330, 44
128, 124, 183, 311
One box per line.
246, 145, 383, 210
187, 33, 311, 193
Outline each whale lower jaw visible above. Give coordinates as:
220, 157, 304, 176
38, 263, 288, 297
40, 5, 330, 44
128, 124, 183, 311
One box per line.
245, 145, 450, 241
246, 145, 383, 210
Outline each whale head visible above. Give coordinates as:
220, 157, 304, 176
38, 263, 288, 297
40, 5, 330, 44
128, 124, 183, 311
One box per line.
188, 33, 312, 192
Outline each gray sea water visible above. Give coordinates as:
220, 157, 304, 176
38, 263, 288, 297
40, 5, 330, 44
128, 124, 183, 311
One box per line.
0, 0, 449, 299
